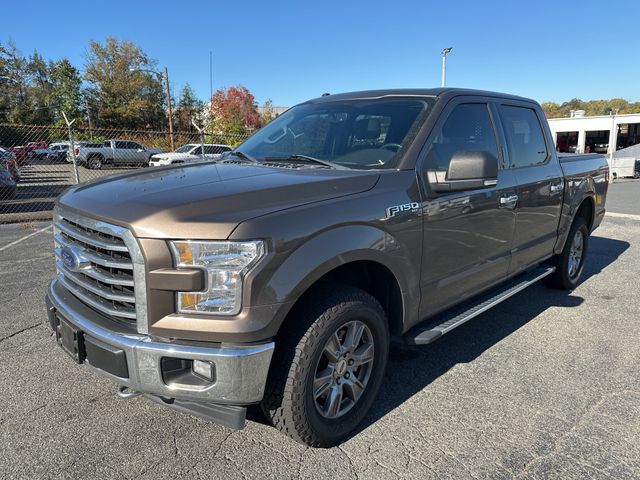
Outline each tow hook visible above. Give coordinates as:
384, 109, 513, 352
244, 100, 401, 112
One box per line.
117, 385, 142, 399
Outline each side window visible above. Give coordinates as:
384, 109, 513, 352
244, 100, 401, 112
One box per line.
191, 146, 202, 155
127, 142, 143, 150
114, 141, 127, 149
424, 103, 498, 171
500, 106, 548, 168
203, 145, 222, 154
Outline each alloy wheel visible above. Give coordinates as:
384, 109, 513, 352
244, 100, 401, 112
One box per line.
313, 320, 375, 419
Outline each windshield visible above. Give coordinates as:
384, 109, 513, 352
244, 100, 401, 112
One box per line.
237, 97, 434, 170
175, 144, 196, 153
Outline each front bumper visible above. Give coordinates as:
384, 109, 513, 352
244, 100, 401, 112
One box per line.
46, 279, 274, 405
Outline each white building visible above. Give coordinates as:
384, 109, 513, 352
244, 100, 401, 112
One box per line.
547, 111, 640, 157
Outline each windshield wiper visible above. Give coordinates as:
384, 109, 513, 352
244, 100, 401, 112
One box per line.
264, 154, 346, 170
224, 150, 259, 163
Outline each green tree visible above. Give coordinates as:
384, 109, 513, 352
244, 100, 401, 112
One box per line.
49, 58, 83, 126
175, 83, 203, 131
84, 37, 165, 129
541, 101, 561, 118
542, 98, 640, 118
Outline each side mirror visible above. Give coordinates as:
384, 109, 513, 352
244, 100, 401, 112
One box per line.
428, 150, 498, 193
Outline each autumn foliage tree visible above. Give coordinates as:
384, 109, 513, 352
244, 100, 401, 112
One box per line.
210, 85, 261, 137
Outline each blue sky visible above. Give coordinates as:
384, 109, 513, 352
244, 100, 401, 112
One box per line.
2, 0, 639, 107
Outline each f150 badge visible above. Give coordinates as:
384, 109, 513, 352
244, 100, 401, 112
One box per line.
386, 202, 420, 218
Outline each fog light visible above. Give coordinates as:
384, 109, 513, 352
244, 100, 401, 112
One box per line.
192, 360, 215, 381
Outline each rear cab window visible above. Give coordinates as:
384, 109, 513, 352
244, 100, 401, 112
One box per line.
499, 105, 548, 168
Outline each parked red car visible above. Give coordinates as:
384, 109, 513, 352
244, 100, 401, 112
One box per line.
12, 141, 48, 165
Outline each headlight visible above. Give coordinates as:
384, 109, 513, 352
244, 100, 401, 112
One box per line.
169, 240, 264, 315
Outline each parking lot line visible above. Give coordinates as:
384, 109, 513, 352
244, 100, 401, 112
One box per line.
0, 224, 53, 252
606, 212, 640, 221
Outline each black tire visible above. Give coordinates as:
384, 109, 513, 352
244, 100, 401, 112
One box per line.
544, 215, 589, 290
88, 155, 103, 170
261, 285, 389, 447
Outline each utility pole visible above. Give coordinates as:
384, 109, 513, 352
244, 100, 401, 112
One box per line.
164, 66, 174, 150
441, 47, 453, 87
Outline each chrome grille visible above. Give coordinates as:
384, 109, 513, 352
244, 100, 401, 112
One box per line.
53, 208, 148, 333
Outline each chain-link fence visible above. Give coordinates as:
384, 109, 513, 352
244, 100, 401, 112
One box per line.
0, 123, 250, 223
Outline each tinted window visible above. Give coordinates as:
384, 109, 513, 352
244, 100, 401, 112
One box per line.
500, 106, 548, 168
191, 146, 202, 155
126, 142, 142, 150
203, 145, 230, 154
425, 103, 498, 171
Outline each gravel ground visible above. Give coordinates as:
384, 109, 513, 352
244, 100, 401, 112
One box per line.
1, 184, 639, 479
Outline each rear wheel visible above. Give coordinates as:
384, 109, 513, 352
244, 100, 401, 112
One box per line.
544, 216, 589, 290
261, 285, 389, 447
87, 155, 103, 170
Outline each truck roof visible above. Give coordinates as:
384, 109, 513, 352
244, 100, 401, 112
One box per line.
305, 88, 536, 105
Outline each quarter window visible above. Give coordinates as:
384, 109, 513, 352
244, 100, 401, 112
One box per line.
500, 106, 548, 168
424, 103, 499, 171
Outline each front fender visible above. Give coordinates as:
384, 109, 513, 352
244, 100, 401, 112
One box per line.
257, 224, 419, 335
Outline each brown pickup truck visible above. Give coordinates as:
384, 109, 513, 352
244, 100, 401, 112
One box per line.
46, 88, 608, 447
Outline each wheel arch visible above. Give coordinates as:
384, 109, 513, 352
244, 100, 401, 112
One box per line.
259, 225, 417, 339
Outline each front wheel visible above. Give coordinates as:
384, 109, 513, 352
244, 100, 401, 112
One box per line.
261, 285, 389, 447
544, 216, 589, 290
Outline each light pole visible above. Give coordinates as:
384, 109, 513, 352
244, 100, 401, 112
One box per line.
441, 47, 453, 87
129, 67, 175, 150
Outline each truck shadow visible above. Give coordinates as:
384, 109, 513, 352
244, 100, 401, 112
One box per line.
353, 234, 629, 439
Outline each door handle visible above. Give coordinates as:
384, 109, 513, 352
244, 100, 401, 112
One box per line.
550, 183, 564, 193
499, 194, 518, 209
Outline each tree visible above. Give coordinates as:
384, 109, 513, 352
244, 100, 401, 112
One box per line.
84, 37, 165, 129
175, 83, 203, 131
0, 41, 26, 123
542, 98, 640, 118
49, 59, 83, 126
259, 99, 276, 125
210, 85, 261, 136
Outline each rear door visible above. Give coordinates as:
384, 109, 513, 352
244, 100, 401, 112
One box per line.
496, 102, 564, 274
418, 98, 518, 317
127, 141, 146, 163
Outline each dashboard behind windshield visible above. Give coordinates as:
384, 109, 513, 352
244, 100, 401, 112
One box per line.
238, 97, 434, 170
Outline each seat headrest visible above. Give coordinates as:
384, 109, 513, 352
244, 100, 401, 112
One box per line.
354, 118, 381, 140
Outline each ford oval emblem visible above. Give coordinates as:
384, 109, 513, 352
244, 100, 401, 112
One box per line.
60, 245, 90, 272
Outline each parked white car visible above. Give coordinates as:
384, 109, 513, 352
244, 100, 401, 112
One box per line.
149, 144, 232, 167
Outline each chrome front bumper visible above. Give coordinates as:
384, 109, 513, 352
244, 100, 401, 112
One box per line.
47, 279, 274, 405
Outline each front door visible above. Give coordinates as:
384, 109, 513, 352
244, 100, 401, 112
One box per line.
418, 100, 518, 318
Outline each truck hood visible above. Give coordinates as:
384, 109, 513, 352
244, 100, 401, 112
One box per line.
57, 163, 380, 239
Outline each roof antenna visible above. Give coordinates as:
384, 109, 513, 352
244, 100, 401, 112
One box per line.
321, 92, 330, 96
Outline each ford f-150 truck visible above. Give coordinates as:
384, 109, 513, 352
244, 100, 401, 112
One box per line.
46, 89, 608, 447
73, 139, 163, 169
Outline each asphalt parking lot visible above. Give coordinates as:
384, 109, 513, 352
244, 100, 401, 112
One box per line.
1, 181, 639, 479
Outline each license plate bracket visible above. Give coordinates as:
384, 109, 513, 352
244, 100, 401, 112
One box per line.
56, 316, 85, 364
